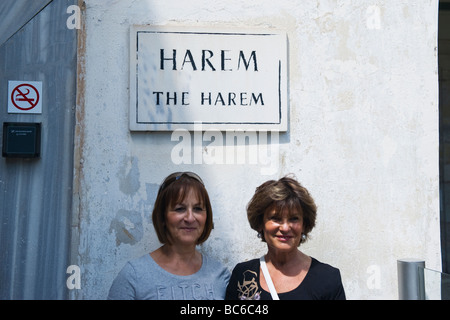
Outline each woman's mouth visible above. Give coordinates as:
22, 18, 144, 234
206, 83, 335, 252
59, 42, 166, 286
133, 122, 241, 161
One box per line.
276, 235, 293, 241
180, 227, 197, 232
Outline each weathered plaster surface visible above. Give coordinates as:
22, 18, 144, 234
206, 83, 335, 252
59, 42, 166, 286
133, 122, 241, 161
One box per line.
74, 0, 440, 299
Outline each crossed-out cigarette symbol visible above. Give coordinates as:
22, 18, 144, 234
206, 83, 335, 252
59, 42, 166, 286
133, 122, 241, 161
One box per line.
11, 84, 40, 111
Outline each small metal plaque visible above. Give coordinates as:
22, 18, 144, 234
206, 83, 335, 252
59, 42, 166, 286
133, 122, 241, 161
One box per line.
2, 122, 41, 158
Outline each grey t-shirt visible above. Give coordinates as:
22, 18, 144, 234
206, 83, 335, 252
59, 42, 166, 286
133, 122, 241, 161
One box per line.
107, 253, 230, 300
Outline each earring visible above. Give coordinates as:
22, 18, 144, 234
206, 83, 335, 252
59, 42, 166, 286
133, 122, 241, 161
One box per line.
257, 232, 262, 239
301, 233, 306, 241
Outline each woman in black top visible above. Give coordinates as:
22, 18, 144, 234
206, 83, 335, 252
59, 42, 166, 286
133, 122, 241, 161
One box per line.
225, 176, 345, 300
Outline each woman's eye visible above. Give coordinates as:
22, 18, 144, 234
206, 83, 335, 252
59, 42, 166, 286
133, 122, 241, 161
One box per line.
174, 206, 186, 212
194, 206, 205, 212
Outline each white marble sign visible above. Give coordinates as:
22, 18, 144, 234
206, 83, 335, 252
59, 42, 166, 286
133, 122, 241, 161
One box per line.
129, 26, 287, 131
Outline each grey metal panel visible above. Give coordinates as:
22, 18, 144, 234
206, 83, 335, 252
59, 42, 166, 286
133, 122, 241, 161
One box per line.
0, 0, 77, 299
0, 0, 53, 47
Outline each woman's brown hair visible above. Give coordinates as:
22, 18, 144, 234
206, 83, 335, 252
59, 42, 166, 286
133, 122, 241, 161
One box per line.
152, 172, 213, 245
247, 175, 317, 244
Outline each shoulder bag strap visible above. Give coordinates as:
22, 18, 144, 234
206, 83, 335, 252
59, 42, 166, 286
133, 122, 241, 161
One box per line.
260, 256, 279, 300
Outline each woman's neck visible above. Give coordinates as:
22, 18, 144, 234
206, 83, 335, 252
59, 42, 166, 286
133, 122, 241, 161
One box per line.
161, 243, 197, 258
150, 244, 202, 276
265, 248, 305, 269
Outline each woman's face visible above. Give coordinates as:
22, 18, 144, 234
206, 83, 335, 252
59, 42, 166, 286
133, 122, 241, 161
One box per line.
262, 207, 304, 252
165, 188, 207, 247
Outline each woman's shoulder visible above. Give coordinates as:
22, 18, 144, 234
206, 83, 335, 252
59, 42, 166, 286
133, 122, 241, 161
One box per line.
119, 253, 161, 276
310, 257, 342, 276
307, 257, 346, 299
231, 258, 260, 273
202, 254, 229, 272
226, 258, 261, 300
202, 253, 223, 265
127, 253, 153, 267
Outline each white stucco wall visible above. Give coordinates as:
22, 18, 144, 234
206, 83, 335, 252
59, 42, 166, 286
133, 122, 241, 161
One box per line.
72, 0, 441, 300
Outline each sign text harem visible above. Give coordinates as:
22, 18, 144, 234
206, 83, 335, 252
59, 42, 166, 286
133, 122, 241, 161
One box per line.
129, 26, 287, 131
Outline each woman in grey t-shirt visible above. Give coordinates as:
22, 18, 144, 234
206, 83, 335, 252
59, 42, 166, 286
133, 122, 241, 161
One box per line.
108, 172, 230, 300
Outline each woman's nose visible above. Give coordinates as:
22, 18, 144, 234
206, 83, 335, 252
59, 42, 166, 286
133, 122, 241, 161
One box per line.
184, 208, 196, 222
279, 220, 290, 231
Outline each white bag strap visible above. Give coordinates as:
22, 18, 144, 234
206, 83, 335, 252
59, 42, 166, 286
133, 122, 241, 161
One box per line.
260, 256, 279, 300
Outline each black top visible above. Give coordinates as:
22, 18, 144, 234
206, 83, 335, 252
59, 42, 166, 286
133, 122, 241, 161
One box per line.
225, 257, 346, 300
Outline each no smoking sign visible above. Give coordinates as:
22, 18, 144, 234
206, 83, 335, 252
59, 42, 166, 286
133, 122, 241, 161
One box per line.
8, 81, 42, 114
